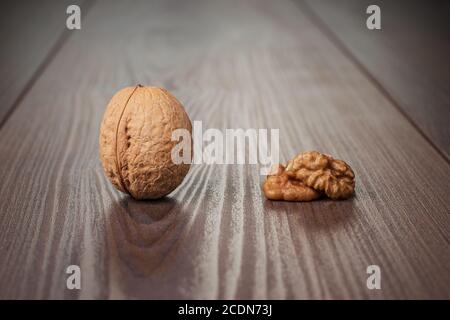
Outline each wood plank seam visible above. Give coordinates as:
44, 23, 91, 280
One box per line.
296, 0, 450, 164
0, 0, 97, 131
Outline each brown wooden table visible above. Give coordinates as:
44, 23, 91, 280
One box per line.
0, 0, 448, 299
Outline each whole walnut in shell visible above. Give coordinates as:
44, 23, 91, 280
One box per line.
99, 85, 192, 199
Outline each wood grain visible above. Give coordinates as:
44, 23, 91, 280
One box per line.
0, 0, 84, 126
304, 0, 450, 157
0, 0, 448, 299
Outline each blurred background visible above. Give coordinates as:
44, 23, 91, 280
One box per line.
1, 0, 449, 153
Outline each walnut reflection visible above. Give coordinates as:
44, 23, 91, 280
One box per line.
262, 197, 357, 231
107, 196, 191, 278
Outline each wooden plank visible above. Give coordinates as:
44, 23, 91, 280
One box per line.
0, 0, 81, 125
0, 0, 448, 299
304, 0, 450, 157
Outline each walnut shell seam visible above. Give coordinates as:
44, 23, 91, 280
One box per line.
114, 84, 141, 195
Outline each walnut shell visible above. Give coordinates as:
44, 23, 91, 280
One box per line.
285, 151, 355, 199
99, 85, 192, 199
263, 164, 321, 201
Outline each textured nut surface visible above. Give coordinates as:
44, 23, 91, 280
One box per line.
285, 151, 355, 199
99, 86, 192, 199
262, 164, 321, 201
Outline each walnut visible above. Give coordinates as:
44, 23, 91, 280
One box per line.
285, 151, 355, 199
262, 164, 321, 201
99, 85, 192, 199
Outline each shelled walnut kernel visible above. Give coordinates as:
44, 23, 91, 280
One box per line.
262, 164, 321, 201
263, 151, 355, 201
